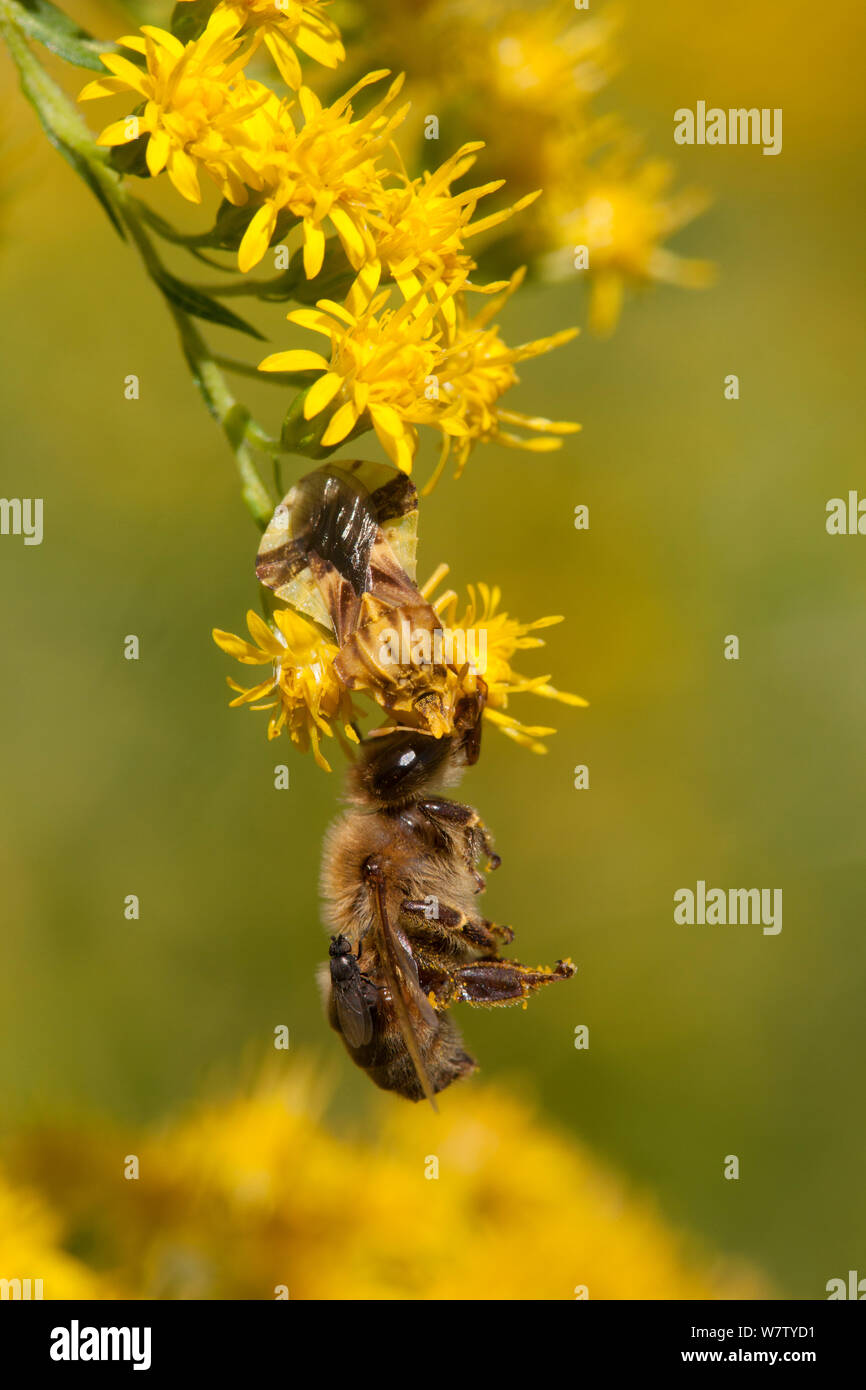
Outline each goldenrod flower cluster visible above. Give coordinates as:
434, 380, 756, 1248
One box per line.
260, 269, 579, 480
422, 570, 589, 754
0, 1068, 768, 1300
84, 4, 588, 764
11, 1, 714, 774
342, 0, 715, 335
79, 2, 580, 474
215, 558, 584, 765
69, 1, 711, 771
212, 606, 359, 770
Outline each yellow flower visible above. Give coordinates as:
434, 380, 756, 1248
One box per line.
79, 12, 265, 205
236, 71, 408, 274
424, 268, 580, 488
259, 283, 456, 473
358, 141, 540, 318
213, 607, 359, 770
423, 569, 587, 753
261, 272, 579, 485
471, 6, 618, 122
196, 0, 345, 90
1, 1068, 770, 1299
550, 155, 715, 336
0, 1166, 116, 1299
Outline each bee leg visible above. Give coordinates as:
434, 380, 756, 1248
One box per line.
428, 957, 576, 1009
416, 798, 502, 870
401, 899, 513, 957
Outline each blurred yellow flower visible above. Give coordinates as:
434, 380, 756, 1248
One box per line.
337, 2, 715, 338
470, 4, 618, 120
0, 1167, 115, 1299
424, 570, 587, 753
2, 1068, 769, 1300
548, 155, 716, 336
213, 606, 359, 769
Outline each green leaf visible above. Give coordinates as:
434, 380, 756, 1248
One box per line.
290, 263, 356, 306
107, 132, 151, 180
138, 199, 298, 273
154, 268, 265, 339
132, 202, 187, 241
280, 386, 368, 458
238, 260, 303, 303
169, 0, 216, 45
251, 244, 355, 304
131, 204, 231, 269
9, 0, 122, 71
192, 200, 296, 253
58, 139, 126, 238
290, 238, 357, 303
0, 7, 126, 237
207, 241, 357, 304
201, 199, 258, 251
141, 198, 258, 253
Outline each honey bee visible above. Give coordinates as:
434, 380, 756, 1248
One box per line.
320, 711, 576, 1104
258, 461, 576, 1104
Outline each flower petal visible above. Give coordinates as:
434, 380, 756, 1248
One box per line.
321, 398, 360, 445
239, 204, 277, 274
303, 220, 326, 279
304, 372, 343, 418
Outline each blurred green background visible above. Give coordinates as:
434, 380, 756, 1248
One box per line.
1, 0, 863, 1298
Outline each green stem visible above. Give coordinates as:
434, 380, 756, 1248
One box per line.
0, 2, 107, 149
0, 1, 277, 530
173, 310, 276, 525
123, 201, 277, 527
187, 273, 302, 299
120, 203, 275, 525
190, 280, 279, 298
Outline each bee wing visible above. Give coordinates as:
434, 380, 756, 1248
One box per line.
368, 870, 440, 1111
334, 981, 374, 1050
